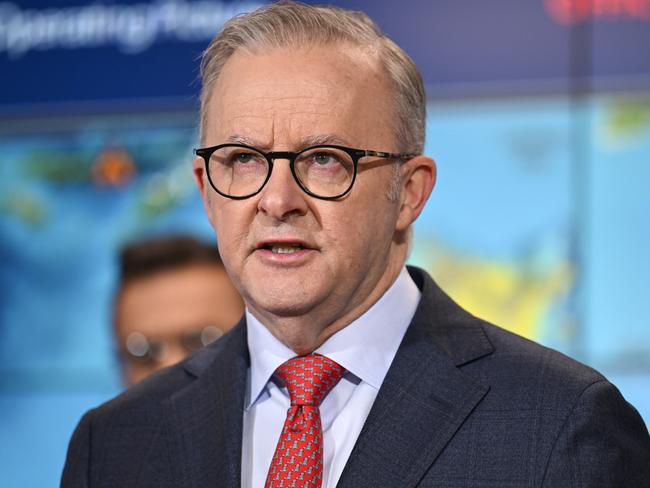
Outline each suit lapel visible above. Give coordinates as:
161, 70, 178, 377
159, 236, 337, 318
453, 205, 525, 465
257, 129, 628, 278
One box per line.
163, 319, 249, 488
337, 268, 493, 488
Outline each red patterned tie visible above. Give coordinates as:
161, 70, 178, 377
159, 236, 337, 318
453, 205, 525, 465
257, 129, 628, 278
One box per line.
265, 354, 345, 488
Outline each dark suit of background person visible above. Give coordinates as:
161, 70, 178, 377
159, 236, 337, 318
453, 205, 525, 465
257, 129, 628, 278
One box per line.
62, 267, 650, 486
62, 2, 650, 487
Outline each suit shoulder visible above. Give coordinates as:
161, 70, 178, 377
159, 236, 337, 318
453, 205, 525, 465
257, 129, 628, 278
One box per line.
470, 321, 607, 411
414, 268, 607, 409
88, 323, 245, 424
483, 320, 602, 381
90, 359, 193, 426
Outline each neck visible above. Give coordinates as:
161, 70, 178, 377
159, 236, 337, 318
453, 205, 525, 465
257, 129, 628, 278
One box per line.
248, 247, 406, 355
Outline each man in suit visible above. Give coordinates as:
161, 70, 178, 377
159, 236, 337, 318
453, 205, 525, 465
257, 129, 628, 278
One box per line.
62, 2, 650, 486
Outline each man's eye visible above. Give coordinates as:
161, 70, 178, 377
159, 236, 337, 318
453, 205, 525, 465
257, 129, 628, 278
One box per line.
233, 152, 254, 163
313, 152, 337, 165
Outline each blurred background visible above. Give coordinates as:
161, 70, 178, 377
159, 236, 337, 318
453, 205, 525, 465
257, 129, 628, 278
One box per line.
1, 0, 649, 485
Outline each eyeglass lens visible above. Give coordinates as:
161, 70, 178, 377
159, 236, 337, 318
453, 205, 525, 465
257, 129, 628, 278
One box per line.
207, 146, 355, 198
124, 325, 224, 363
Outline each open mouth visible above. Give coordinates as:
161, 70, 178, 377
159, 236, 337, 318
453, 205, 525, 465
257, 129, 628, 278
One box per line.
262, 243, 305, 254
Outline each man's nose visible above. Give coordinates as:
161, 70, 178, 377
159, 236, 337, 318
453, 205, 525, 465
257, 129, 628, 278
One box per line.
257, 158, 309, 220
157, 343, 188, 370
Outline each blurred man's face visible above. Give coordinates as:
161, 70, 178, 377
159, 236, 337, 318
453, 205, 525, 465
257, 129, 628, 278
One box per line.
115, 264, 244, 385
195, 44, 410, 341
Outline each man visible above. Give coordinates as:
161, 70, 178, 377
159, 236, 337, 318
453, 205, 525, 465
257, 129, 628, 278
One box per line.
114, 236, 244, 385
62, 2, 650, 487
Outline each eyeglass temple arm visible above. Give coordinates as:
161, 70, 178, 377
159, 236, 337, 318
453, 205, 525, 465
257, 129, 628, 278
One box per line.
363, 150, 419, 160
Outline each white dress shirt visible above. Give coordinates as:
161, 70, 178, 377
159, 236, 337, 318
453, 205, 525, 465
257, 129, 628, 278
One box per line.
241, 267, 421, 488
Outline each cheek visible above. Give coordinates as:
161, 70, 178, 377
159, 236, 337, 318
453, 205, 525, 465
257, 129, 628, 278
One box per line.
212, 206, 253, 258
322, 207, 387, 263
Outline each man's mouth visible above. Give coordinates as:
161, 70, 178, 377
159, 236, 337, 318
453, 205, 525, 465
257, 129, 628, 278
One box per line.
256, 238, 316, 257
265, 243, 305, 254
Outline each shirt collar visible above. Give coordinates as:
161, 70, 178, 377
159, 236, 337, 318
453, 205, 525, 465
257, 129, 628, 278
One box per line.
245, 267, 421, 409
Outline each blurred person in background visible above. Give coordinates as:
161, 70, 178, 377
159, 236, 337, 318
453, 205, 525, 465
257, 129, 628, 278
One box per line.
114, 235, 244, 385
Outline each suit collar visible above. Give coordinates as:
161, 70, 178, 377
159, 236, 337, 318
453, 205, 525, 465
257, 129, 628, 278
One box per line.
337, 266, 493, 487
406, 265, 494, 366
181, 317, 249, 378
163, 318, 249, 487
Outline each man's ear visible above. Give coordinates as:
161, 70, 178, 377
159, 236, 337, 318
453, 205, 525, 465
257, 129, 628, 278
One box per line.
395, 155, 437, 232
193, 157, 207, 195
193, 157, 217, 227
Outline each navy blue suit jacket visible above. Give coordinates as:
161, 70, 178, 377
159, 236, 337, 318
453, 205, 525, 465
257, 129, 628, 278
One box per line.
62, 267, 650, 486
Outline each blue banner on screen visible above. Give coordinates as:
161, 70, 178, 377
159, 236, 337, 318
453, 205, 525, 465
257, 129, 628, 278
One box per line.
1, 0, 649, 113
0, 0, 265, 112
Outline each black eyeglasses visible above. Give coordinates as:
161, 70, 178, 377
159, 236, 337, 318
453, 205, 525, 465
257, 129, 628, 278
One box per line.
194, 143, 418, 200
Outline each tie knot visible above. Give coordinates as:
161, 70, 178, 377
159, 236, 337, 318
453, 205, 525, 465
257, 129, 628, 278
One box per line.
275, 354, 345, 406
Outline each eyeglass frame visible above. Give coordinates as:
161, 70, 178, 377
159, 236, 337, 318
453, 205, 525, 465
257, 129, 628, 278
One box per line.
118, 325, 225, 364
194, 143, 419, 201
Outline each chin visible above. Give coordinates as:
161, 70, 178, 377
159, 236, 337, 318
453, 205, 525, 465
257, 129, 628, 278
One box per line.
252, 294, 319, 318
240, 262, 334, 317
247, 281, 327, 319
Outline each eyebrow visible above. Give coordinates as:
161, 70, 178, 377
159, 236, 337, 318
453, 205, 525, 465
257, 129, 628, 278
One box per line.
226, 134, 261, 147
299, 134, 351, 147
224, 133, 352, 150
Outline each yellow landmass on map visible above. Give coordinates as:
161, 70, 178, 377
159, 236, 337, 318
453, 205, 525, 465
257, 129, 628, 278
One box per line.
412, 241, 573, 341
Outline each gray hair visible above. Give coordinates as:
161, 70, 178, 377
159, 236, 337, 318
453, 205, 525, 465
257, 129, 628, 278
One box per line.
198, 1, 426, 155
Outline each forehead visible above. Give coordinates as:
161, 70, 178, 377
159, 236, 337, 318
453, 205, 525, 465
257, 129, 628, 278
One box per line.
204, 44, 396, 149
116, 265, 234, 335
